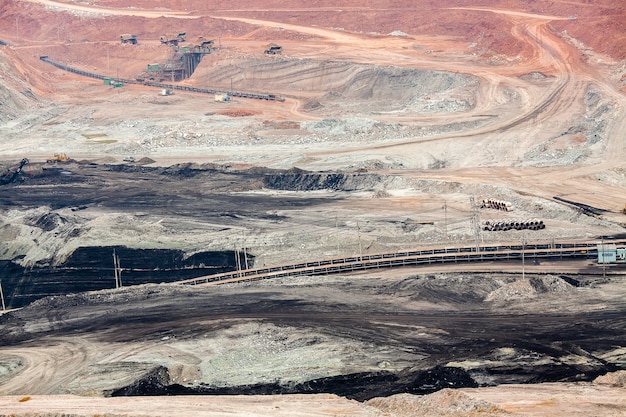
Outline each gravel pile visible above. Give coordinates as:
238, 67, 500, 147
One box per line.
366, 390, 509, 417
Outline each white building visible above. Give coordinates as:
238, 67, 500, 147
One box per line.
597, 243, 617, 263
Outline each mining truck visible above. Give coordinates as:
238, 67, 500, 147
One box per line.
160, 32, 186, 46
120, 34, 138, 44
264, 45, 282, 55
196, 37, 214, 48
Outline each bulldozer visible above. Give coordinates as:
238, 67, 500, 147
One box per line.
46, 153, 70, 163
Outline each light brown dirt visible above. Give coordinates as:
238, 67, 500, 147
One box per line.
1, 382, 624, 417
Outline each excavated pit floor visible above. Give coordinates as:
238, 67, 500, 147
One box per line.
0, 271, 624, 400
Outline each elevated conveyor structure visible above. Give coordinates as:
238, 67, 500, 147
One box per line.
39, 55, 285, 102
177, 239, 626, 287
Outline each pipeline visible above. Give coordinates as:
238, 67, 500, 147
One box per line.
483, 219, 545, 231
39, 55, 285, 102
481, 198, 513, 211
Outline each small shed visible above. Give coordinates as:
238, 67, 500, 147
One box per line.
597, 243, 617, 264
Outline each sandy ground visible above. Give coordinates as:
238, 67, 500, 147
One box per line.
1, 380, 625, 417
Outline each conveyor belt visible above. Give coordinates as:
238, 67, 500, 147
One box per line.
177, 239, 626, 286
39, 55, 285, 102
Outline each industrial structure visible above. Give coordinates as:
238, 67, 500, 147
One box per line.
597, 243, 626, 263
177, 239, 626, 287
136, 41, 213, 82
39, 56, 285, 101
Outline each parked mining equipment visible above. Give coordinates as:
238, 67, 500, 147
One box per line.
120, 34, 137, 44
264, 44, 282, 55
481, 198, 513, 211
160, 32, 186, 46
46, 153, 70, 163
483, 219, 544, 232
195, 37, 214, 50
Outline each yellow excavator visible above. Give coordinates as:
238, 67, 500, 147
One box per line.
46, 153, 69, 163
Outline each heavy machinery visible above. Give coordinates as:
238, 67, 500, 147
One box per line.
160, 32, 186, 46
0, 158, 30, 185
623, 204, 626, 215
46, 153, 70, 163
264, 45, 282, 55
120, 34, 138, 44
121, 34, 137, 44
196, 37, 214, 49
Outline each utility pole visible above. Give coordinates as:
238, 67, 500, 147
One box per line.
117, 254, 122, 288
522, 238, 526, 280
443, 200, 448, 240
113, 250, 118, 289
335, 212, 340, 256
113, 249, 122, 288
356, 220, 363, 261
234, 244, 241, 277
469, 196, 480, 251
601, 236, 606, 281
0, 280, 6, 311
242, 230, 248, 270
